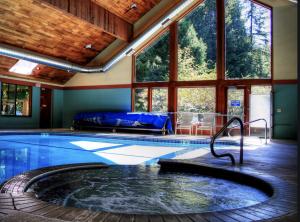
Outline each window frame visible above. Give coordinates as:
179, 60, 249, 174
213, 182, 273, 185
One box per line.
0, 82, 32, 117
132, 0, 273, 117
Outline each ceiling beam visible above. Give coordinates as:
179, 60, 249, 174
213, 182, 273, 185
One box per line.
39, 0, 133, 41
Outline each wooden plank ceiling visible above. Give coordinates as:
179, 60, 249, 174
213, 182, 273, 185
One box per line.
0, 0, 162, 84
92, 0, 162, 24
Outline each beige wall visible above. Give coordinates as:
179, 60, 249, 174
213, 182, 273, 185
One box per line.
273, 5, 297, 80
64, 56, 132, 87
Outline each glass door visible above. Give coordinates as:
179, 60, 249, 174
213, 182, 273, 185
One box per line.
227, 87, 246, 121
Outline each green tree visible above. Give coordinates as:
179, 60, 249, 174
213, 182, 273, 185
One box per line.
136, 31, 170, 82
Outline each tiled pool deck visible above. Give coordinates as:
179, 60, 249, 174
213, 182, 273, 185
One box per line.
0, 131, 297, 222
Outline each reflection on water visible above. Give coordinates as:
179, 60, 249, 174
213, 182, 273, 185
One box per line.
0, 134, 214, 184
28, 166, 269, 214
0, 135, 112, 183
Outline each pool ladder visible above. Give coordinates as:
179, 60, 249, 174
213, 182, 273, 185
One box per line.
210, 117, 244, 166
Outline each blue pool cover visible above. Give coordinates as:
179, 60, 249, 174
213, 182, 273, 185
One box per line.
74, 112, 173, 133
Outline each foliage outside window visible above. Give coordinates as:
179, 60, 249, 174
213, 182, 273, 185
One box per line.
177, 87, 216, 113
1, 83, 31, 116
178, 0, 217, 81
135, 31, 170, 82
134, 88, 148, 112
251, 85, 272, 95
152, 88, 168, 112
225, 0, 271, 79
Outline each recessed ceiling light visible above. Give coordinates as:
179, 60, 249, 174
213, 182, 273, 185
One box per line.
9, 59, 38, 75
85, 44, 92, 49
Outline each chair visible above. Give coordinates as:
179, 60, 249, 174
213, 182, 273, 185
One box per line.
195, 113, 215, 136
175, 112, 196, 135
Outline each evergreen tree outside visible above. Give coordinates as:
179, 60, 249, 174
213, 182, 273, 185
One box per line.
135, 31, 170, 82
178, 0, 217, 81
225, 0, 271, 79
134, 0, 271, 113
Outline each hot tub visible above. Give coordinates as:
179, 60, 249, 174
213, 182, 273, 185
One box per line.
26, 164, 272, 215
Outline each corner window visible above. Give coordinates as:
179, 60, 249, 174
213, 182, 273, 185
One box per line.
1, 83, 31, 116
225, 0, 271, 79
135, 31, 170, 82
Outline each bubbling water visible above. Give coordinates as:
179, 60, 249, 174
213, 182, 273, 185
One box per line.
28, 165, 269, 214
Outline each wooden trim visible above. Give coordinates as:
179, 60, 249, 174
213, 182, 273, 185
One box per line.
39, 0, 132, 41
217, 0, 225, 81
221, 79, 272, 86
64, 84, 132, 90
169, 23, 178, 82
132, 82, 169, 88
168, 22, 178, 113
176, 80, 218, 87
131, 88, 135, 112
174, 0, 205, 23
41, 84, 63, 90
148, 87, 152, 112
0, 78, 36, 87
272, 80, 298, 84
131, 56, 136, 85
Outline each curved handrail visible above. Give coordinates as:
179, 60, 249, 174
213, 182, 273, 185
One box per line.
228, 118, 268, 144
210, 117, 244, 165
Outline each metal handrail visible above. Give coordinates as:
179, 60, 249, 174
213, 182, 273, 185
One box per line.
210, 117, 244, 165
228, 118, 268, 144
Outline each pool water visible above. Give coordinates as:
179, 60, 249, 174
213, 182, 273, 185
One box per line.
0, 133, 231, 184
28, 165, 269, 214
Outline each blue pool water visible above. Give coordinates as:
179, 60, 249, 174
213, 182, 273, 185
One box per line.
0, 133, 230, 184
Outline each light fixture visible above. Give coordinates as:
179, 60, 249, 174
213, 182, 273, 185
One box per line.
85, 44, 92, 49
125, 48, 135, 56
288, 0, 297, 3
161, 18, 172, 28
9, 59, 38, 75
130, 3, 137, 9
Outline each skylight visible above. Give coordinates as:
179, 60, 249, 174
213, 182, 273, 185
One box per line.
9, 59, 38, 75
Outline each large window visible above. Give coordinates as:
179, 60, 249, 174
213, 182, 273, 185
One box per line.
135, 31, 170, 82
177, 87, 216, 113
1, 83, 31, 116
132, 0, 273, 132
225, 0, 271, 79
178, 0, 217, 81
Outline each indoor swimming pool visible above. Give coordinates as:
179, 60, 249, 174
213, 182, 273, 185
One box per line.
0, 133, 237, 184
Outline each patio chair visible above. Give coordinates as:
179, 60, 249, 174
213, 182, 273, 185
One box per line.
195, 113, 216, 136
175, 112, 196, 135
